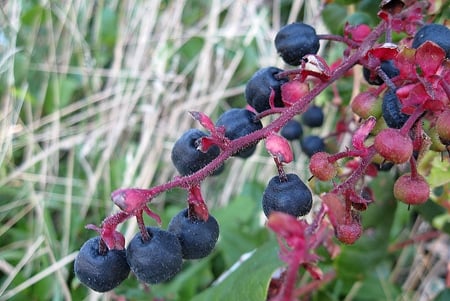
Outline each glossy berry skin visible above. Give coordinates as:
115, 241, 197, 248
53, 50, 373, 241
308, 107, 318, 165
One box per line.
275, 22, 320, 66
412, 24, 450, 58
74, 237, 130, 292
300, 135, 326, 157
382, 90, 409, 129
262, 173, 313, 218
394, 173, 430, 205
301, 105, 324, 128
216, 108, 263, 158
245, 67, 288, 112
171, 129, 220, 176
126, 227, 183, 284
280, 120, 303, 140
168, 208, 219, 259
363, 60, 399, 85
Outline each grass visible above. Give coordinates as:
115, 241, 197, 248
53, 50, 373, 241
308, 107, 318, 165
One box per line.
1, 1, 449, 300
0, 1, 318, 300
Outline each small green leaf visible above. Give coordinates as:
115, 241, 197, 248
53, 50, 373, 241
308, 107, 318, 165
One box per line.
191, 241, 282, 301
427, 156, 450, 188
322, 4, 347, 35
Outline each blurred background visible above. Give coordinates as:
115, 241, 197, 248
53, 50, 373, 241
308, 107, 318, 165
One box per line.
1, 1, 449, 300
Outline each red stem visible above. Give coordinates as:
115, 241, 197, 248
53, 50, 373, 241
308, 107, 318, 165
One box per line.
317, 34, 360, 48
115, 20, 387, 203
399, 107, 425, 137
294, 271, 336, 298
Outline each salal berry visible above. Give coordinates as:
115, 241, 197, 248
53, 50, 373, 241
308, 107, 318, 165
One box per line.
301, 105, 324, 128
363, 60, 399, 86
436, 109, 450, 145
245, 67, 288, 112
216, 108, 263, 158
300, 135, 326, 157
309, 152, 337, 181
382, 90, 409, 129
126, 227, 182, 284
394, 173, 430, 205
280, 120, 303, 141
262, 173, 313, 218
74, 237, 130, 292
351, 91, 382, 119
171, 129, 220, 176
374, 128, 413, 164
168, 208, 219, 259
412, 24, 450, 58
336, 222, 362, 245
275, 22, 320, 66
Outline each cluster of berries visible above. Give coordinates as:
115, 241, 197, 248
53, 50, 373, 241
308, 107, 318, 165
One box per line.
74, 207, 219, 292
74, 2, 449, 296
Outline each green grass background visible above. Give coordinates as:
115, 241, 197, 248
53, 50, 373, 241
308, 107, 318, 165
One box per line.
1, 1, 449, 300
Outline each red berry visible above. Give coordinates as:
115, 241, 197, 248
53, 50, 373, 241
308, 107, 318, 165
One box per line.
309, 152, 337, 181
436, 109, 450, 145
351, 91, 381, 119
394, 173, 430, 205
336, 222, 362, 245
374, 128, 413, 164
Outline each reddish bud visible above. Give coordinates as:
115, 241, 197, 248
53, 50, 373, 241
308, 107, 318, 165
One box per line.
281, 81, 310, 107
374, 128, 413, 164
345, 23, 372, 43
189, 111, 216, 133
336, 222, 362, 245
394, 173, 430, 205
351, 91, 382, 119
352, 116, 377, 151
265, 133, 294, 164
436, 109, 450, 144
309, 152, 337, 181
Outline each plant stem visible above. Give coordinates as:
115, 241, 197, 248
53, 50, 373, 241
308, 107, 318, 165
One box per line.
111, 20, 388, 210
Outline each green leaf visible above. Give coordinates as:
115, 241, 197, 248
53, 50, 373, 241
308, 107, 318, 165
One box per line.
322, 4, 347, 35
427, 156, 450, 188
191, 240, 282, 301
345, 12, 374, 26
435, 288, 450, 301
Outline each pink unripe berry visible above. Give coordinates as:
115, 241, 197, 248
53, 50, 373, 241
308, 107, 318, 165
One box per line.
436, 109, 450, 145
336, 222, 362, 245
374, 128, 413, 164
309, 152, 337, 181
394, 173, 430, 205
351, 91, 381, 119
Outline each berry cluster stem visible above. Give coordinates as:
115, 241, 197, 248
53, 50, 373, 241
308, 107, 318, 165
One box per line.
106, 20, 387, 235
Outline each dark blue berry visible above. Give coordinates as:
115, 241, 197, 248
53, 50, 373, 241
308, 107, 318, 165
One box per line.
382, 90, 409, 129
245, 67, 288, 113
126, 227, 183, 284
363, 60, 400, 86
301, 105, 324, 128
262, 173, 313, 218
412, 24, 450, 59
300, 135, 326, 157
168, 208, 219, 259
280, 120, 303, 140
74, 237, 130, 292
216, 108, 263, 158
171, 129, 221, 176
275, 22, 320, 66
